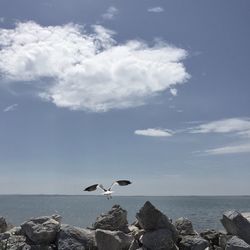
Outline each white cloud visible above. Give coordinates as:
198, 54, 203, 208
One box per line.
148, 7, 164, 13
0, 22, 189, 112
3, 104, 18, 112
204, 143, 250, 155
190, 118, 250, 138
170, 88, 177, 96
134, 128, 174, 137
102, 6, 119, 20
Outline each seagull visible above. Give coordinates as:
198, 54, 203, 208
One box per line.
84, 180, 132, 199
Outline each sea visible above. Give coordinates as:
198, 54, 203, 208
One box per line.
0, 195, 250, 232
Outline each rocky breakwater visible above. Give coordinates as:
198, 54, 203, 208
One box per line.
1, 202, 250, 250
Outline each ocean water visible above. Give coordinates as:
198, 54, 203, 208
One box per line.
0, 195, 250, 232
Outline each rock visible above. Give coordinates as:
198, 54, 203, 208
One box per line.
29, 245, 55, 250
178, 235, 209, 250
93, 205, 129, 233
242, 213, 250, 223
0, 217, 8, 233
219, 234, 233, 249
0, 234, 31, 250
175, 217, 197, 236
226, 236, 250, 250
95, 229, 133, 250
136, 201, 178, 240
141, 228, 178, 250
221, 211, 250, 244
57, 224, 96, 250
128, 239, 142, 250
21, 215, 61, 245
200, 229, 221, 246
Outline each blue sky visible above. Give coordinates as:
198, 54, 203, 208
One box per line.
0, 0, 250, 195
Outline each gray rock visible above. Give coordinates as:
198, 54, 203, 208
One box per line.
136, 201, 178, 240
221, 211, 250, 244
242, 213, 250, 223
200, 229, 221, 246
219, 234, 233, 249
0, 217, 8, 233
128, 239, 141, 250
175, 217, 197, 236
226, 236, 250, 250
57, 224, 96, 250
0, 234, 31, 250
179, 235, 209, 250
21, 215, 61, 245
141, 228, 178, 250
93, 205, 129, 233
95, 229, 133, 250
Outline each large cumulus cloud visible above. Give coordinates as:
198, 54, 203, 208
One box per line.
0, 22, 190, 112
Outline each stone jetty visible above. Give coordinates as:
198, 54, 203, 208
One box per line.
1, 201, 250, 250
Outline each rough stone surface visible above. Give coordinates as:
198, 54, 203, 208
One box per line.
200, 229, 221, 246
128, 239, 141, 250
0, 235, 30, 250
141, 228, 177, 250
57, 224, 96, 250
136, 201, 178, 241
95, 229, 133, 250
21, 215, 61, 244
226, 236, 250, 250
219, 234, 233, 249
0, 217, 8, 233
179, 235, 209, 250
221, 211, 250, 244
242, 213, 250, 223
175, 217, 197, 235
93, 205, 129, 233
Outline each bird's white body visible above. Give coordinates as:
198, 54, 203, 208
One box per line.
102, 190, 114, 199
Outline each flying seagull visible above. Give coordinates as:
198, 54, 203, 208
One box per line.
84, 180, 132, 199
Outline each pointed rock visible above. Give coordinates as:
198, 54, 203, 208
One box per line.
136, 201, 178, 240
93, 205, 129, 233
221, 211, 250, 244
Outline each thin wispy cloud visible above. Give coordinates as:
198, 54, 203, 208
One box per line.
0, 22, 189, 112
204, 143, 250, 155
102, 6, 119, 20
0, 17, 4, 23
3, 104, 18, 112
135, 128, 174, 137
189, 118, 250, 138
148, 7, 164, 13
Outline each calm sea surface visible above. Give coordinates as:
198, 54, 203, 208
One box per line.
0, 195, 250, 232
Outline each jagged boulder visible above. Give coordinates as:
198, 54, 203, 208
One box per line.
221, 211, 250, 244
128, 239, 142, 250
95, 229, 133, 250
140, 228, 178, 250
226, 236, 250, 250
57, 224, 96, 250
178, 235, 209, 250
0, 217, 8, 233
0, 234, 30, 250
175, 217, 197, 236
21, 215, 61, 245
200, 229, 221, 247
93, 205, 129, 233
136, 201, 178, 240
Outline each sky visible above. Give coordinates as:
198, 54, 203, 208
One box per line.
0, 0, 250, 195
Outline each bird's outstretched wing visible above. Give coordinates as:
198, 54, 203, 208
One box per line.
109, 180, 132, 190
84, 184, 99, 192
84, 184, 107, 192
